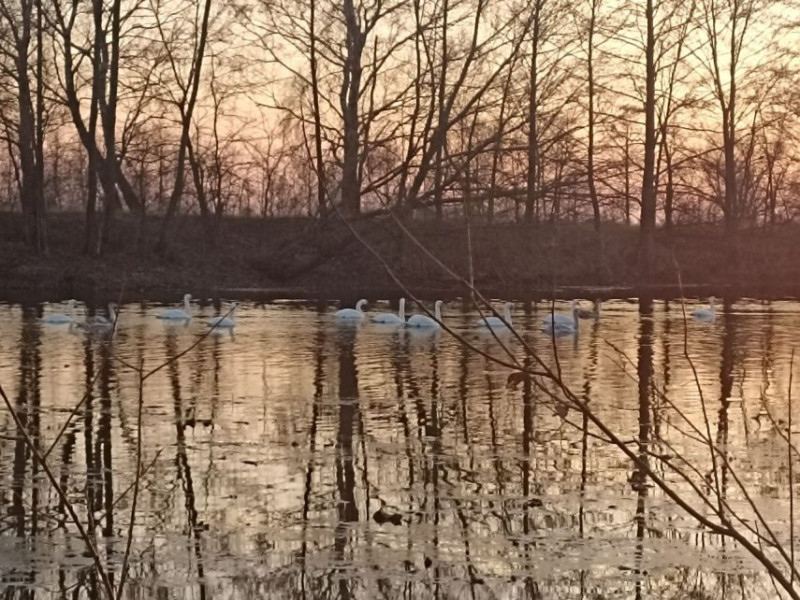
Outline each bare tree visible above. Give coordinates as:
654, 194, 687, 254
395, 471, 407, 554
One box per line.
433, 0, 450, 221
339, 0, 366, 216
697, 0, 762, 243
0, 0, 47, 252
640, 0, 657, 277
524, 0, 543, 223
584, 0, 602, 231
50, 0, 149, 253
309, 0, 326, 218
154, 0, 214, 253
654, 0, 696, 235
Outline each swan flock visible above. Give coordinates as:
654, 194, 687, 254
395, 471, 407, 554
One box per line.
36, 296, 719, 336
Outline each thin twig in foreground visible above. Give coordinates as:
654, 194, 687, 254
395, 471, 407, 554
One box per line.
117, 364, 146, 597
0, 382, 116, 600
790, 349, 795, 585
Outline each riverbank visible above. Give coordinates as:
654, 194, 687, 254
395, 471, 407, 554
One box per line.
2, 212, 800, 303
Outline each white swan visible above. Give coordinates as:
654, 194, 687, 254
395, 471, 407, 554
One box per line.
157, 293, 193, 320
407, 300, 443, 329
576, 298, 602, 320
477, 302, 513, 330
40, 299, 77, 324
542, 300, 578, 328
372, 298, 406, 324
691, 296, 716, 322
77, 303, 117, 332
543, 301, 580, 336
335, 299, 367, 320
207, 302, 238, 329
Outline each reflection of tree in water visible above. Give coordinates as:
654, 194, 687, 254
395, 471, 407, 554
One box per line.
334, 326, 360, 600
716, 298, 736, 509
8, 305, 43, 594
97, 341, 115, 548
0, 301, 794, 599
578, 310, 601, 599
166, 328, 209, 600
634, 296, 654, 600
300, 312, 326, 598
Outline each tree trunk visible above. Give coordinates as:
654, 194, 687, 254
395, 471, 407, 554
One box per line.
524, 0, 541, 224
310, 0, 326, 219
54, 0, 141, 216
639, 0, 657, 280
85, 51, 101, 255
155, 0, 213, 253
489, 65, 513, 223
765, 149, 776, 225
624, 131, 631, 226
433, 0, 449, 221
664, 145, 674, 236
587, 0, 601, 231
723, 9, 738, 241
14, 0, 47, 254
98, 0, 123, 248
186, 137, 214, 241
722, 114, 737, 236
398, 0, 426, 212
339, 0, 365, 217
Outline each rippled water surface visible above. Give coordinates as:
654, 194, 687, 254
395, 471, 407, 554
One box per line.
0, 297, 798, 599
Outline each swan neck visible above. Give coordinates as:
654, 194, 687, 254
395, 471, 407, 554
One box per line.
399, 298, 405, 320
435, 301, 441, 321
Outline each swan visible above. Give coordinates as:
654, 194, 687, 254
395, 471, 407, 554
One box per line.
543, 301, 580, 336
542, 300, 578, 328
40, 299, 77, 324
207, 302, 238, 329
477, 302, 513, 330
77, 303, 117, 332
407, 300, 443, 329
157, 293, 193, 320
372, 298, 406, 324
335, 299, 367, 320
576, 299, 602, 320
691, 296, 716, 322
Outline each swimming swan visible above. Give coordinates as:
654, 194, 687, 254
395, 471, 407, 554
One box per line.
77, 303, 117, 332
372, 298, 406, 324
576, 299, 602, 320
477, 302, 513, 330
543, 302, 580, 336
335, 299, 367, 320
40, 299, 77, 324
407, 300, 443, 329
207, 302, 238, 329
157, 293, 193, 320
691, 297, 716, 322
542, 300, 578, 329
542, 300, 580, 335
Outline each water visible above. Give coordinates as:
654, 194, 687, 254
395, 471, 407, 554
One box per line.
0, 297, 797, 599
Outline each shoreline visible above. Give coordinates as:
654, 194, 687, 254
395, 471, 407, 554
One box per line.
3, 281, 800, 305
3, 212, 800, 304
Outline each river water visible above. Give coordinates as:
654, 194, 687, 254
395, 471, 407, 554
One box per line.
0, 297, 797, 599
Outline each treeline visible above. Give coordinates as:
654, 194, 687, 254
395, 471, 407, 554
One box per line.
0, 0, 796, 265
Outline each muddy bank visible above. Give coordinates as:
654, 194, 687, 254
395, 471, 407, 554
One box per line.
2, 212, 800, 303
